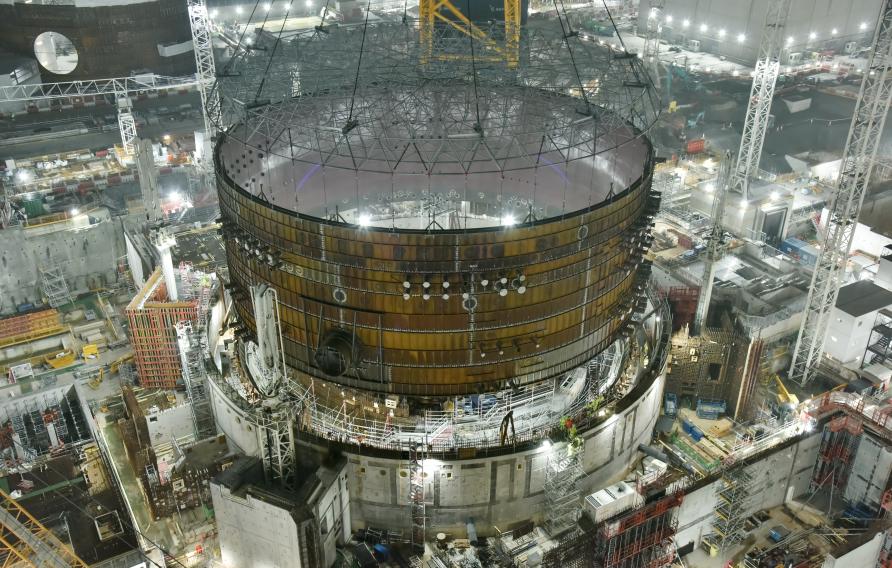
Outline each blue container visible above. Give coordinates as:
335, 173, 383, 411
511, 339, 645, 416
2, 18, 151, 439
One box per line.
780, 237, 807, 256
373, 543, 390, 560
696, 399, 726, 420
664, 393, 678, 417
682, 419, 704, 442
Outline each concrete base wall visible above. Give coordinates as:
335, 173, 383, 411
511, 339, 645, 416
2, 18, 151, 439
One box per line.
823, 532, 884, 568
344, 373, 665, 536
844, 433, 892, 509
675, 431, 822, 551
208, 378, 263, 457
211, 367, 665, 536
0, 215, 124, 314
212, 482, 307, 568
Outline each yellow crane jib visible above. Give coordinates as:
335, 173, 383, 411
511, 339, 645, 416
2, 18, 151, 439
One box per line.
418, 0, 522, 68
0, 488, 90, 567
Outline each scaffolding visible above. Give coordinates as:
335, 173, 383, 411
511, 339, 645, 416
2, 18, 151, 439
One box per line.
708, 466, 756, 551
544, 443, 584, 537
642, 0, 665, 83
176, 321, 217, 441
0, 309, 64, 349
135, 138, 161, 222
0, 387, 91, 466
258, 402, 296, 490
408, 439, 427, 554
810, 413, 864, 494
864, 308, 892, 368
40, 263, 72, 308
117, 96, 137, 157
125, 268, 212, 389
599, 492, 684, 568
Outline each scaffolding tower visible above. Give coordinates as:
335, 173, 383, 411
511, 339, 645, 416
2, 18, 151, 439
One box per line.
40, 263, 72, 308
811, 413, 864, 494
600, 492, 684, 568
258, 402, 296, 490
408, 440, 427, 554
0, 179, 14, 229
642, 0, 665, 80
544, 443, 584, 537
176, 321, 216, 441
116, 95, 137, 157
864, 309, 892, 368
135, 138, 162, 223
693, 151, 732, 335
709, 465, 756, 551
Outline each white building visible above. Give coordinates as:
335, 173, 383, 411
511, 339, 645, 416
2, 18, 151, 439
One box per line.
211, 456, 351, 568
824, 280, 892, 366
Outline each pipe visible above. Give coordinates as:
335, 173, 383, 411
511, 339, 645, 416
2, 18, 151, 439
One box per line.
466, 518, 478, 546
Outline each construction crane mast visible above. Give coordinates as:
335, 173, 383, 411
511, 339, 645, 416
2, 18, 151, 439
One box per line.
790, 0, 892, 387
693, 151, 733, 335
0, 75, 197, 158
187, 0, 219, 148
729, 0, 792, 201
642, 0, 664, 80
0, 488, 89, 567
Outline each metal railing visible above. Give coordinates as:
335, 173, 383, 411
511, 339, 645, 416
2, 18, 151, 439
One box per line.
212, 282, 673, 458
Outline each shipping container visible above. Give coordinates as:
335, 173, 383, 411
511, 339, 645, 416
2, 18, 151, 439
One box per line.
686, 138, 706, 154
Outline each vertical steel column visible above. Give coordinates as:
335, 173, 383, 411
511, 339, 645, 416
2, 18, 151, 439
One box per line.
729, 0, 792, 201
791, 0, 892, 386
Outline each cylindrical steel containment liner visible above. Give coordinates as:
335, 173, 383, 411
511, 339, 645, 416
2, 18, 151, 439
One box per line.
217, 145, 657, 396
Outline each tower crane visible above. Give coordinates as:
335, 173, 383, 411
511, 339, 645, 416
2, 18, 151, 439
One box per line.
729, 0, 792, 201
790, 0, 892, 387
0, 75, 198, 156
419, 0, 522, 67
692, 151, 732, 335
187, 0, 219, 160
642, 0, 665, 81
186, 0, 220, 199
0, 488, 89, 567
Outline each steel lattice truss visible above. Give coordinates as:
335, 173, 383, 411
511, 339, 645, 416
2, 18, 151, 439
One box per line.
729, 0, 792, 200
189, 0, 219, 139
693, 151, 732, 335
176, 322, 217, 441
791, 0, 892, 386
212, 18, 659, 177
0, 75, 197, 103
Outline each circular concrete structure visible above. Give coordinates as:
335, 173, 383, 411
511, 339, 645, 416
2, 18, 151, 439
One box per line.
210, 17, 666, 535
217, 103, 655, 395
